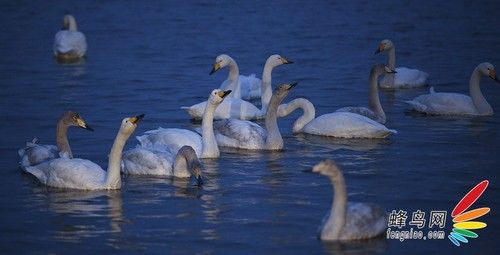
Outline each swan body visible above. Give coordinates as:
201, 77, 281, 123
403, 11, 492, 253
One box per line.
18, 111, 93, 170
183, 54, 292, 120
406, 62, 499, 115
278, 99, 396, 138
25, 115, 144, 190
140, 89, 231, 158
53, 15, 87, 60
213, 83, 296, 150
122, 146, 203, 184
375, 39, 428, 89
336, 64, 394, 124
311, 159, 387, 241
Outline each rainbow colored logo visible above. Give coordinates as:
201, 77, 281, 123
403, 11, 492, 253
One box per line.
448, 180, 490, 246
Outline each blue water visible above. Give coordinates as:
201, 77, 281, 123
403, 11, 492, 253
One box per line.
0, 0, 499, 254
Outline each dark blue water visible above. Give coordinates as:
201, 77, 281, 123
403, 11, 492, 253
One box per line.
1, 0, 499, 254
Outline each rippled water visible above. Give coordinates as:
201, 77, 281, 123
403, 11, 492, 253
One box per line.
1, 0, 499, 254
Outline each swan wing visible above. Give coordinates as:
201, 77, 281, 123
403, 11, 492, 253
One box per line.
239, 74, 263, 100
182, 98, 262, 120
25, 158, 106, 190
122, 147, 174, 175
380, 67, 428, 88
336, 106, 382, 123
303, 112, 395, 138
341, 202, 388, 240
137, 128, 203, 157
213, 119, 266, 149
18, 143, 58, 170
53, 30, 87, 57
406, 92, 478, 115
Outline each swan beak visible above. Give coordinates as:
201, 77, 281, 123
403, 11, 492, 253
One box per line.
282, 57, 293, 64
218, 90, 232, 98
375, 44, 384, 54
210, 62, 221, 75
388, 69, 397, 74
196, 175, 204, 186
76, 118, 94, 132
287, 82, 298, 90
489, 70, 499, 83
302, 168, 313, 173
130, 114, 145, 124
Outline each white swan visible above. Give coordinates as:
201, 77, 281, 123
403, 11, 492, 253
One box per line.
375, 39, 428, 89
24, 114, 144, 190
406, 62, 499, 115
18, 111, 93, 171
278, 99, 396, 139
122, 145, 204, 186
182, 54, 292, 120
309, 159, 387, 241
138, 89, 231, 158
212, 83, 296, 150
336, 64, 395, 124
53, 14, 87, 61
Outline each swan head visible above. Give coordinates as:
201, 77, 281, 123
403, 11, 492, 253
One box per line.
274, 82, 297, 99
208, 89, 232, 105
189, 160, 204, 187
120, 114, 145, 135
267, 54, 293, 67
478, 62, 499, 83
62, 14, 78, 31
375, 39, 394, 54
371, 63, 397, 76
312, 159, 342, 180
62, 111, 93, 131
209, 54, 233, 75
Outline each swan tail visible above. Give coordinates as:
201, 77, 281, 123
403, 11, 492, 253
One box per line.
388, 129, 398, 134
25, 166, 48, 184
180, 106, 190, 110
18, 138, 39, 157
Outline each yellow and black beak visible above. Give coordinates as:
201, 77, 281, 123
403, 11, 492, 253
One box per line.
217, 90, 232, 98
287, 82, 298, 90
489, 69, 499, 83
375, 44, 384, 54
76, 118, 94, 132
282, 57, 293, 64
130, 114, 145, 124
209, 62, 221, 75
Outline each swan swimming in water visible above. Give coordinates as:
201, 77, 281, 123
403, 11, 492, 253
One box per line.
53, 14, 87, 61
25, 114, 144, 190
308, 159, 387, 241
406, 62, 499, 116
278, 98, 396, 139
18, 111, 93, 171
375, 39, 428, 89
138, 89, 231, 158
122, 145, 204, 186
182, 54, 292, 120
336, 64, 395, 124
211, 83, 296, 150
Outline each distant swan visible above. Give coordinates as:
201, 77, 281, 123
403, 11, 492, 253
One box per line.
336, 64, 395, 124
18, 111, 93, 171
375, 39, 428, 89
25, 114, 144, 190
138, 90, 231, 158
309, 159, 387, 241
182, 54, 292, 120
53, 14, 87, 61
406, 62, 499, 115
278, 99, 396, 139
212, 83, 296, 150
122, 145, 204, 186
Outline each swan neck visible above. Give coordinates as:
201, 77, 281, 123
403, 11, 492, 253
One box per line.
323, 174, 348, 240
368, 70, 385, 122
56, 119, 72, 158
265, 94, 284, 150
469, 68, 493, 115
278, 98, 315, 133
387, 48, 396, 69
105, 128, 130, 189
261, 62, 274, 112
227, 60, 240, 98
173, 147, 199, 177
201, 102, 219, 158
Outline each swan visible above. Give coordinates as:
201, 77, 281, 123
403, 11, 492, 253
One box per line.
375, 39, 428, 89
18, 111, 93, 171
53, 14, 87, 61
308, 159, 387, 241
24, 114, 144, 190
336, 64, 395, 124
406, 62, 499, 115
211, 83, 296, 150
278, 99, 396, 138
122, 145, 204, 186
182, 54, 292, 120
138, 89, 231, 158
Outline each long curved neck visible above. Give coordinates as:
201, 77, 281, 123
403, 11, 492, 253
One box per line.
173, 147, 199, 177
265, 94, 284, 150
56, 119, 72, 158
201, 102, 219, 158
260, 61, 275, 113
322, 174, 347, 240
469, 67, 493, 115
277, 98, 315, 133
368, 70, 385, 122
227, 59, 241, 98
105, 129, 130, 189
385, 48, 396, 85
